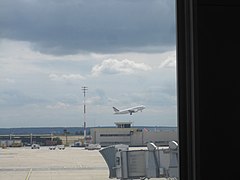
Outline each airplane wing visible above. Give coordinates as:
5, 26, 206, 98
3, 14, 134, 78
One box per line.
128, 110, 135, 115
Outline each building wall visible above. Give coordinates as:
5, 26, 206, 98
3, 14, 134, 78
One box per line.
142, 131, 178, 146
91, 127, 178, 147
57, 135, 83, 145
91, 128, 135, 146
0, 140, 22, 147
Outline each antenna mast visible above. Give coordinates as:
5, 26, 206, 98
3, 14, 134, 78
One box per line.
82, 86, 88, 144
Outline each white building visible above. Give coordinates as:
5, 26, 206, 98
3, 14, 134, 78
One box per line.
90, 122, 178, 147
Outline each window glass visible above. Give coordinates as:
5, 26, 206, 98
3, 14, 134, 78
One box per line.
0, 0, 177, 179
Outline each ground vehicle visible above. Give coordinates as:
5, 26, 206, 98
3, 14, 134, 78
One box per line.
49, 146, 56, 150
57, 145, 65, 150
31, 144, 40, 149
70, 142, 82, 147
85, 143, 101, 150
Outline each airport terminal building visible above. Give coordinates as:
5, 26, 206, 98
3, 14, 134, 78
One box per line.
90, 122, 178, 147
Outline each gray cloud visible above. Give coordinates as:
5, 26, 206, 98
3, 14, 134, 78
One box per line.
0, 90, 46, 107
49, 73, 85, 81
0, 0, 176, 55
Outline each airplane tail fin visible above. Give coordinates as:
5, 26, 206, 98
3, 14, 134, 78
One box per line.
113, 107, 119, 112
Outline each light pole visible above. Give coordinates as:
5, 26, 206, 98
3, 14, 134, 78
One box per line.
82, 86, 88, 145
64, 129, 68, 146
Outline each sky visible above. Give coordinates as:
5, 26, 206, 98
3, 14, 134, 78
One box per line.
0, 0, 177, 128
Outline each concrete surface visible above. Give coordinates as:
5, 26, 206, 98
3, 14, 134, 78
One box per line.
0, 146, 167, 180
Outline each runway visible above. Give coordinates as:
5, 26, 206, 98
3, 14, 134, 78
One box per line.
0, 146, 167, 180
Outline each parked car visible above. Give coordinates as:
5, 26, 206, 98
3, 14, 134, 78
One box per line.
85, 143, 101, 150
57, 145, 65, 150
49, 146, 56, 150
31, 144, 40, 149
70, 141, 82, 147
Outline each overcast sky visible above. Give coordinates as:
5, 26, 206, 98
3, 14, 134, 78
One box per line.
0, 0, 177, 128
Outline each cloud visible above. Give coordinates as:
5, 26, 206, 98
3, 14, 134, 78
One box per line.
159, 51, 176, 68
0, 90, 46, 107
91, 58, 152, 76
0, 0, 176, 55
0, 78, 15, 84
46, 102, 70, 109
49, 73, 85, 81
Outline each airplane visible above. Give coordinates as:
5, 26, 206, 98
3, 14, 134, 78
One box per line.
112, 105, 146, 115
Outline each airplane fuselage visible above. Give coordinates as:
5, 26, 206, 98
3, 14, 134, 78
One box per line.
113, 105, 146, 115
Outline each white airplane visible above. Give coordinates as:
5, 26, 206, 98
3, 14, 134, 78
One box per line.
112, 105, 146, 115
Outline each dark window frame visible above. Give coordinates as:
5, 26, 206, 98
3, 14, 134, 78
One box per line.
176, 0, 198, 180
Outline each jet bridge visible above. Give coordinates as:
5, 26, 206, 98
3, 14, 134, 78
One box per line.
99, 141, 179, 180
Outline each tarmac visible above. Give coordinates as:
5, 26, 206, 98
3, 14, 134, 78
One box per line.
0, 146, 167, 180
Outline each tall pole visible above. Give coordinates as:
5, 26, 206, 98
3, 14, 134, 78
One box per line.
82, 86, 88, 144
